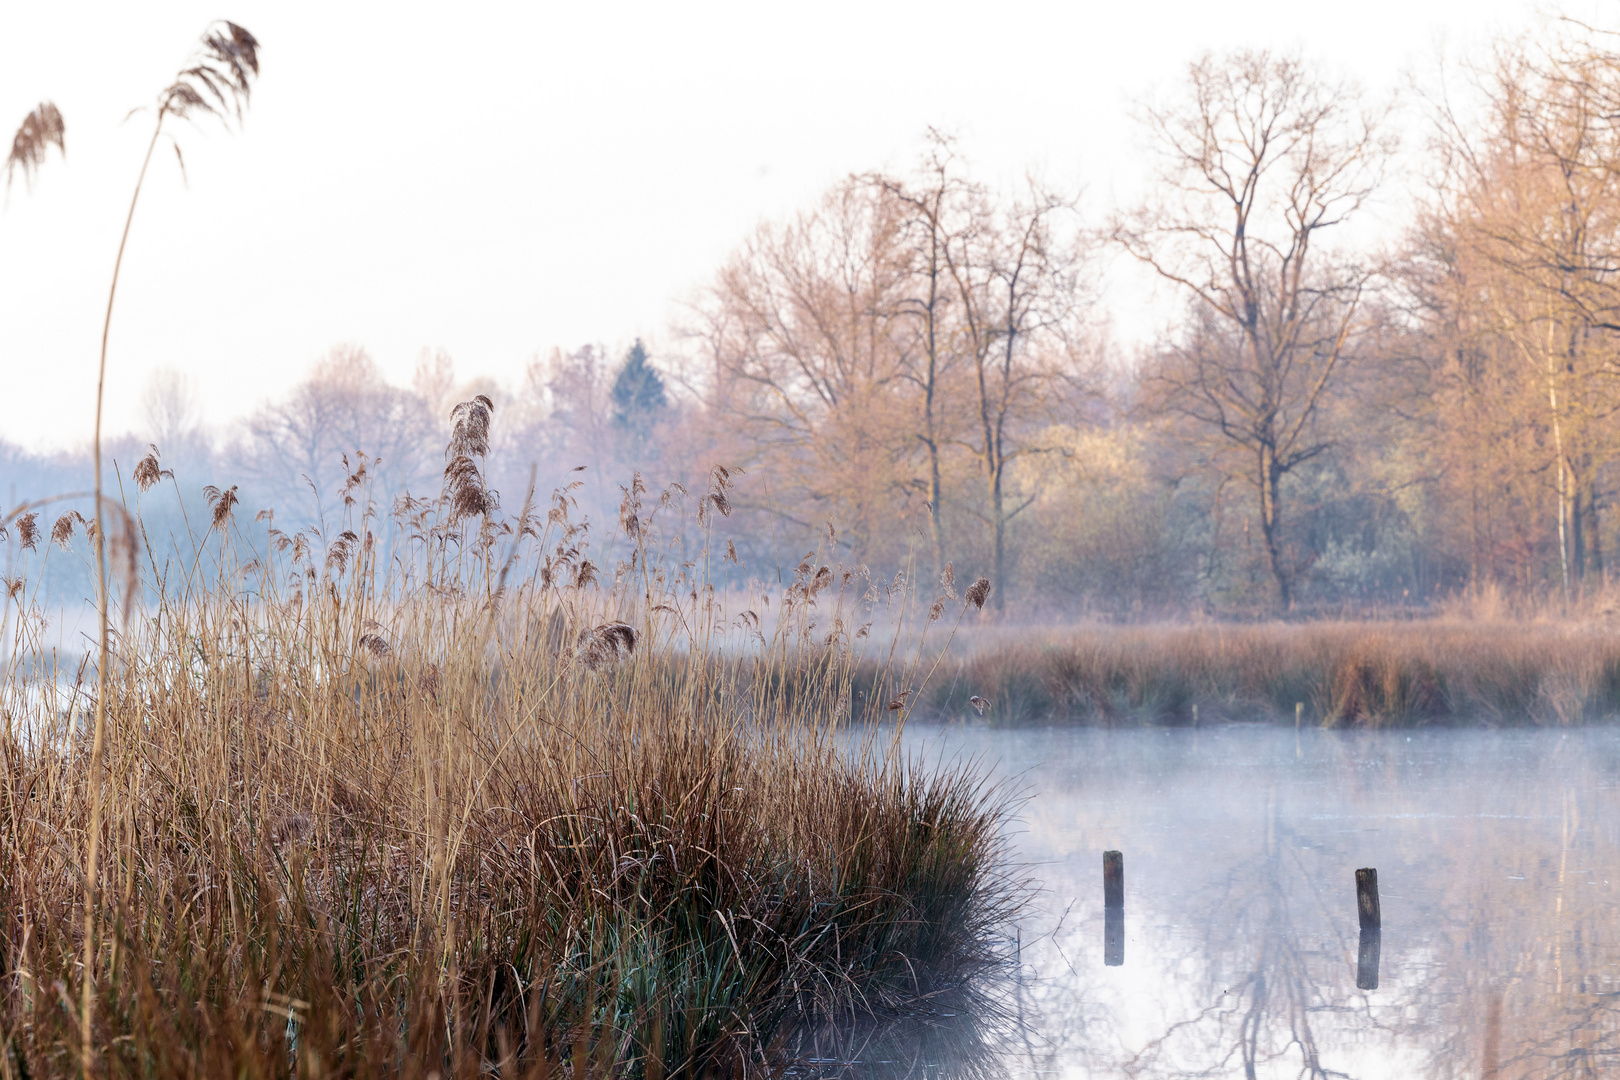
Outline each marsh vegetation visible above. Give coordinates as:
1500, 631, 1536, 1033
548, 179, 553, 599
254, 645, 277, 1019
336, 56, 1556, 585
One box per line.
906, 618, 1620, 727
0, 427, 1018, 1078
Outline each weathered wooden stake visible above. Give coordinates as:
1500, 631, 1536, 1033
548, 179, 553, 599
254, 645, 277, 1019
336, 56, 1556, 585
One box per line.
1103, 850, 1124, 909
1355, 867, 1381, 930
1191, 703, 1199, 727
1295, 702, 1302, 730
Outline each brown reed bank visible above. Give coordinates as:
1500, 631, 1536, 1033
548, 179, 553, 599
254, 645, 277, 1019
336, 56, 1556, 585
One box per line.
911, 622, 1620, 727
0, 441, 1019, 1078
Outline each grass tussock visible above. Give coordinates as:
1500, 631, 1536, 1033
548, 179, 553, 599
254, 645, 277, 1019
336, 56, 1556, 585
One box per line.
0, 435, 1017, 1077
918, 622, 1620, 727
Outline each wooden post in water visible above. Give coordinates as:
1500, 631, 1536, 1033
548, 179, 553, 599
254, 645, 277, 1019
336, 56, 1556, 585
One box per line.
1295, 702, 1302, 730
1103, 850, 1124, 966
1355, 866, 1381, 989
1355, 868, 1380, 930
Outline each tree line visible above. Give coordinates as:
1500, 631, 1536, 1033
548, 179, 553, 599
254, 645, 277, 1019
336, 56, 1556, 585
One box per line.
12, 20, 1620, 618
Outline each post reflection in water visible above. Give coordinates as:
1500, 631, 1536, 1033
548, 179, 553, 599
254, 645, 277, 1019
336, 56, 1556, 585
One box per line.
1104, 906, 1125, 967
1103, 849, 1125, 967
1356, 927, 1380, 991
892, 725, 1620, 1078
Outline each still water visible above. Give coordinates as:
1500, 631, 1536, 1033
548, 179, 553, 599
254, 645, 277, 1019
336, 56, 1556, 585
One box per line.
894, 723, 1620, 1080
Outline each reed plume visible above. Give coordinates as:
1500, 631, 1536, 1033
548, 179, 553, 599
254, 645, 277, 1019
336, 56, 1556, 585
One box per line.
51, 510, 85, 550
447, 394, 494, 459
965, 577, 991, 611
443, 455, 497, 523
18, 511, 38, 551
10, 511, 40, 552
6, 102, 64, 194
157, 22, 260, 126
700, 463, 737, 524
323, 530, 362, 576
202, 484, 239, 529
132, 444, 173, 492
619, 472, 645, 541
576, 620, 639, 670
358, 631, 392, 657
441, 397, 501, 524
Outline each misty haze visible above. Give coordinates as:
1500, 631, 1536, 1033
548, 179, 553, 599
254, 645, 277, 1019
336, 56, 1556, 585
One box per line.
4, 5, 1620, 1079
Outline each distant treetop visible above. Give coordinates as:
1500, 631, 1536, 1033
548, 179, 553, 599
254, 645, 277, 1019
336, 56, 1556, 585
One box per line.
611, 339, 667, 427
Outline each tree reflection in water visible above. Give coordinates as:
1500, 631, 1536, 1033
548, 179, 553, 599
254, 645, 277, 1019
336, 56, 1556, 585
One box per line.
890, 726, 1620, 1079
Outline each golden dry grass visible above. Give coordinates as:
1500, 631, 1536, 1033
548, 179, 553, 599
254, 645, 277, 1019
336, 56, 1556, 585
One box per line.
0, 443, 1017, 1078
919, 621, 1620, 727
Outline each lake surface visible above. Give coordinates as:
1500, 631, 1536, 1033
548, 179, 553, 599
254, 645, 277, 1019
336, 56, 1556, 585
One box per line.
892, 723, 1620, 1080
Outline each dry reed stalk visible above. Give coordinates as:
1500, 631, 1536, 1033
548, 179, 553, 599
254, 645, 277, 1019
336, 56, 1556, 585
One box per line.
83, 23, 260, 1072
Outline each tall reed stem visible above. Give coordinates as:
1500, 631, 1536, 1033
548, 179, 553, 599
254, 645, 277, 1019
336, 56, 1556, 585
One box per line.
83, 114, 164, 1078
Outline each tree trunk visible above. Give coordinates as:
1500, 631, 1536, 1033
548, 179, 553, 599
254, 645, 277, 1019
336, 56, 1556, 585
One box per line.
1258, 444, 1292, 609
925, 436, 946, 580
1573, 487, 1587, 586
923, 338, 946, 578
1589, 486, 1604, 583
1547, 360, 1571, 602
991, 461, 1007, 616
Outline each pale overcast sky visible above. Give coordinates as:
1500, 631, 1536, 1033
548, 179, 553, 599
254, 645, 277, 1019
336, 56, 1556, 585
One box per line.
0, 0, 1558, 451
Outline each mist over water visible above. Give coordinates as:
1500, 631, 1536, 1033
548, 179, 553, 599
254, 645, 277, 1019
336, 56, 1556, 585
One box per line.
898, 723, 1620, 1078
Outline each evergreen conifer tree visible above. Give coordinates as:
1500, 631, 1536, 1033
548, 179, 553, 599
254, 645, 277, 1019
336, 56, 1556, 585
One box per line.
611, 339, 667, 428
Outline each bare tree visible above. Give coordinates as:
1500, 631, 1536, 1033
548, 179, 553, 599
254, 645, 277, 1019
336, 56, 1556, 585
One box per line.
140, 367, 202, 450
1449, 29, 1620, 336
946, 182, 1087, 614
1117, 50, 1392, 608
534, 344, 617, 474
870, 132, 976, 580
1418, 32, 1620, 599
696, 180, 918, 560
242, 345, 437, 527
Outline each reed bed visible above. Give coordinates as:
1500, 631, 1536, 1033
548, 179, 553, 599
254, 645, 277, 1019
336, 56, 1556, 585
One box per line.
0, 440, 1018, 1078
917, 622, 1620, 727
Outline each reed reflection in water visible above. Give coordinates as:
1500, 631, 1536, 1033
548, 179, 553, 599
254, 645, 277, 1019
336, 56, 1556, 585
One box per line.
896, 724, 1620, 1079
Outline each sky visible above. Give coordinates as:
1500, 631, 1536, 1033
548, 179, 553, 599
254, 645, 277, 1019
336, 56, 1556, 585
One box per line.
0, 0, 1566, 452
